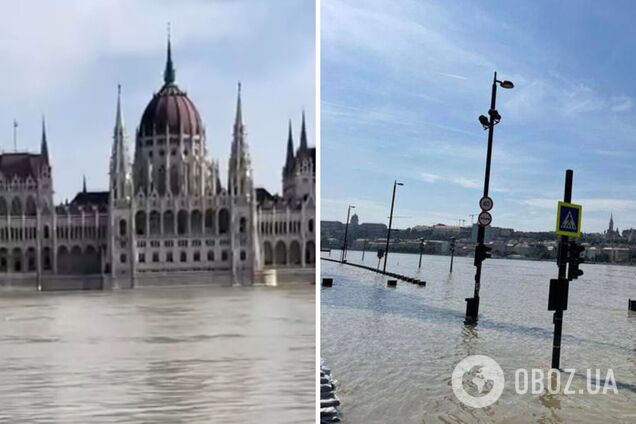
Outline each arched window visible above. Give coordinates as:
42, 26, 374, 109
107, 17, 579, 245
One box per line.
306, 241, 315, 265
239, 217, 247, 233
0, 197, 7, 216
158, 165, 167, 195
207, 250, 214, 261
42, 247, 52, 271
12, 247, 22, 272
0, 248, 7, 272
44, 225, 50, 239
205, 209, 215, 234
290, 241, 301, 265
25, 196, 37, 216
180, 251, 187, 262
119, 219, 127, 236
10, 197, 22, 216
170, 165, 180, 195
308, 219, 314, 233
135, 211, 147, 236
163, 210, 175, 234
84, 245, 100, 274
191, 210, 202, 234
177, 210, 188, 235
218, 209, 230, 234
275, 241, 287, 265
149, 211, 161, 235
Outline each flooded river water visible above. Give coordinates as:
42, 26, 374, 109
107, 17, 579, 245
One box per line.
321, 250, 636, 423
0, 284, 314, 423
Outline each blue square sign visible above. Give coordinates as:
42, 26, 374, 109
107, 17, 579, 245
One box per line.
556, 201, 582, 238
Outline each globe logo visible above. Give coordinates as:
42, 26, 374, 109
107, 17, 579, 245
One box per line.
452, 355, 505, 408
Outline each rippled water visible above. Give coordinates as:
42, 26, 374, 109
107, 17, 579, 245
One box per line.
321, 250, 636, 423
0, 284, 314, 423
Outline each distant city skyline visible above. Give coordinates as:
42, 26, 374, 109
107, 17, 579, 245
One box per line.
0, 0, 314, 202
322, 211, 623, 235
321, 0, 636, 232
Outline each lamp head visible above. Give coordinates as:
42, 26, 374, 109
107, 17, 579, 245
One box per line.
478, 115, 490, 128
500, 80, 514, 89
489, 109, 502, 123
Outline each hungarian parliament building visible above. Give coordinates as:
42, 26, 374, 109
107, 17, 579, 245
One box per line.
0, 39, 315, 290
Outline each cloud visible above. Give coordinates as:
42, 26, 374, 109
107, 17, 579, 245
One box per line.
610, 96, 633, 112
418, 171, 480, 189
420, 172, 441, 182
452, 177, 480, 189
436, 72, 468, 81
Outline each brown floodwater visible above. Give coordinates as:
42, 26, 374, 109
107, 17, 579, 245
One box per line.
321, 250, 636, 423
0, 284, 314, 423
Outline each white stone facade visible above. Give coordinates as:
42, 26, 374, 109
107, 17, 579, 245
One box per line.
0, 41, 314, 290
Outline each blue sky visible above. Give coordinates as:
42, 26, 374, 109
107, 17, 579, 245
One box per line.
321, 0, 636, 232
0, 0, 314, 202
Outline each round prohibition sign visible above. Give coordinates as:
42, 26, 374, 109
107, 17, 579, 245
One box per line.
479, 196, 494, 212
478, 211, 492, 227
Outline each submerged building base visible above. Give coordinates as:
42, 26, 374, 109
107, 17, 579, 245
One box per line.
0, 267, 315, 291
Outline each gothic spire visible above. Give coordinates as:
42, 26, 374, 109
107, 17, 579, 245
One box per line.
40, 115, 49, 162
82, 174, 87, 193
114, 84, 124, 137
300, 110, 308, 151
110, 84, 130, 177
234, 82, 243, 130
163, 24, 176, 85
285, 119, 294, 170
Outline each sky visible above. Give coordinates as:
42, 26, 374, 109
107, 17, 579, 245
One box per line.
321, 0, 636, 233
0, 0, 315, 202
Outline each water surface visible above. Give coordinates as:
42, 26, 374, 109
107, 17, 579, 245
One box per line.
321, 250, 636, 423
0, 284, 314, 423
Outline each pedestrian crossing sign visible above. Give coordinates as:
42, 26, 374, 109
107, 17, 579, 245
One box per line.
556, 201, 582, 238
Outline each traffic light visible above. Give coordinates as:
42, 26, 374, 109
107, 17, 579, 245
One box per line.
474, 243, 492, 266
567, 241, 585, 281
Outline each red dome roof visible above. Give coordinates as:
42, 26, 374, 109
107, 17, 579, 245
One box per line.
139, 83, 203, 136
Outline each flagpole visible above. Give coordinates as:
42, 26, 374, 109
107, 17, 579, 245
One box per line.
13, 120, 17, 151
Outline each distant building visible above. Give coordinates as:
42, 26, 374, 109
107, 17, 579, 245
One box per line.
321, 221, 345, 232
605, 213, 621, 241
350, 213, 359, 226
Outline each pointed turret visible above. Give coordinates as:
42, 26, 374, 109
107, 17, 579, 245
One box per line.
285, 120, 294, 174
82, 174, 87, 193
114, 84, 124, 137
234, 82, 243, 130
110, 85, 132, 201
163, 25, 176, 85
299, 110, 308, 151
228, 82, 252, 197
40, 116, 49, 162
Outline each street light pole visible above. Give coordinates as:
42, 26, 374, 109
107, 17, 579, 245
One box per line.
449, 237, 456, 273
341, 204, 355, 262
361, 239, 367, 261
418, 238, 424, 269
465, 71, 514, 325
382, 180, 403, 273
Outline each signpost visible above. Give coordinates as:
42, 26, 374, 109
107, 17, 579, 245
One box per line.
549, 169, 584, 370
477, 211, 492, 227
479, 196, 494, 211
376, 249, 384, 270
556, 201, 582, 238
